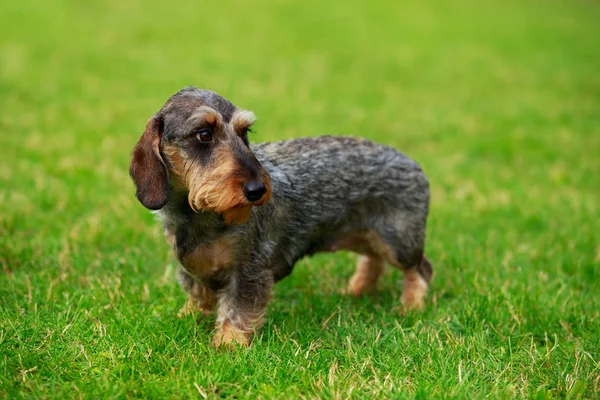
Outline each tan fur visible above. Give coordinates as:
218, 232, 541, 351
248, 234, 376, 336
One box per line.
222, 205, 253, 224
347, 255, 384, 296
213, 321, 251, 347
188, 146, 247, 211
331, 229, 429, 306
163, 142, 272, 224
329, 229, 396, 261
201, 110, 220, 126
231, 109, 257, 133
177, 284, 217, 318
401, 269, 428, 310
180, 237, 235, 279
212, 270, 273, 348
160, 144, 189, 190
189, 106, 222, 129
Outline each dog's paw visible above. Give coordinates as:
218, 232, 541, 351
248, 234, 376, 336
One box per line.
400, 295, 425, 311
400, 271, 428, 311
212, 323, 251, 348
346, 276, 376, 297
177, 299, 212, 319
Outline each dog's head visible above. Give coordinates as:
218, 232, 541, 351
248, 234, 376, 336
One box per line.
129, 87, 271, 224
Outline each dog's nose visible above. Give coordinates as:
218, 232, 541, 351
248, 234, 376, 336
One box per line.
243, 181, 267, 202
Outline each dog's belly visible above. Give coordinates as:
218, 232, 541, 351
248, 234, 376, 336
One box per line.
324, 229, 396, 259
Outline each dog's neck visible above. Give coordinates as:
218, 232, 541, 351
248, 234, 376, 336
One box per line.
158, 187, 225, 233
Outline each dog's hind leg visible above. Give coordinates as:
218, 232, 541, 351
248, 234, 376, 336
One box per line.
398, 260, 430, 310
374, 217, 433, 310
390, 245, 432, 310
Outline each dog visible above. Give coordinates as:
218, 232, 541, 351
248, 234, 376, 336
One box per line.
129, 87, 432, 347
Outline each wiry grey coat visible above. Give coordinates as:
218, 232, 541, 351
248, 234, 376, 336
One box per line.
130, 87, 432, 346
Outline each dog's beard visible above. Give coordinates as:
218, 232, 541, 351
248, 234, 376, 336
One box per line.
165, 145, 272, 224
187, 170, 253, 224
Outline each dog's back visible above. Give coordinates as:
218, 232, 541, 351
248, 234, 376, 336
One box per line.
252, 136, 431, 289
253, 135, 428, 207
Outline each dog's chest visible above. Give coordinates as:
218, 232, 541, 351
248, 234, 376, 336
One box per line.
166, 215, 239, 280
176, 237, 235, 280
160, 207, 240, 280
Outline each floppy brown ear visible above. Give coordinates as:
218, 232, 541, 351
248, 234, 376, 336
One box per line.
129, 116, 169, 210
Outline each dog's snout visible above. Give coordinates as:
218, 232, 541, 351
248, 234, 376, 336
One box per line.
243, 181, 267, 202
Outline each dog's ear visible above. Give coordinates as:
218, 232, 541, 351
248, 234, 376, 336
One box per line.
129, 116, 169, 210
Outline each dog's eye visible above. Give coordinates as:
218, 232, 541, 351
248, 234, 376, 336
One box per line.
196, 129, 213, 142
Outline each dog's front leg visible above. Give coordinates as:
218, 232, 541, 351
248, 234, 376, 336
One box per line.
177, 268, 217, 318
213, 268, 274, 347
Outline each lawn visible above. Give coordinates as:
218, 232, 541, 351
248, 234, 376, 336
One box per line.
1, 0, 599, 398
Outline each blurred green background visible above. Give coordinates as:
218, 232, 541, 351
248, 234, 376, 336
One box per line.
1, 0, 599, 398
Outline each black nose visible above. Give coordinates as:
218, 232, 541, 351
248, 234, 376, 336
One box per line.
243, 181, 267, 202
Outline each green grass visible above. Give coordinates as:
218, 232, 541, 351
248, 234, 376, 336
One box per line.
1, 0, 599, 398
